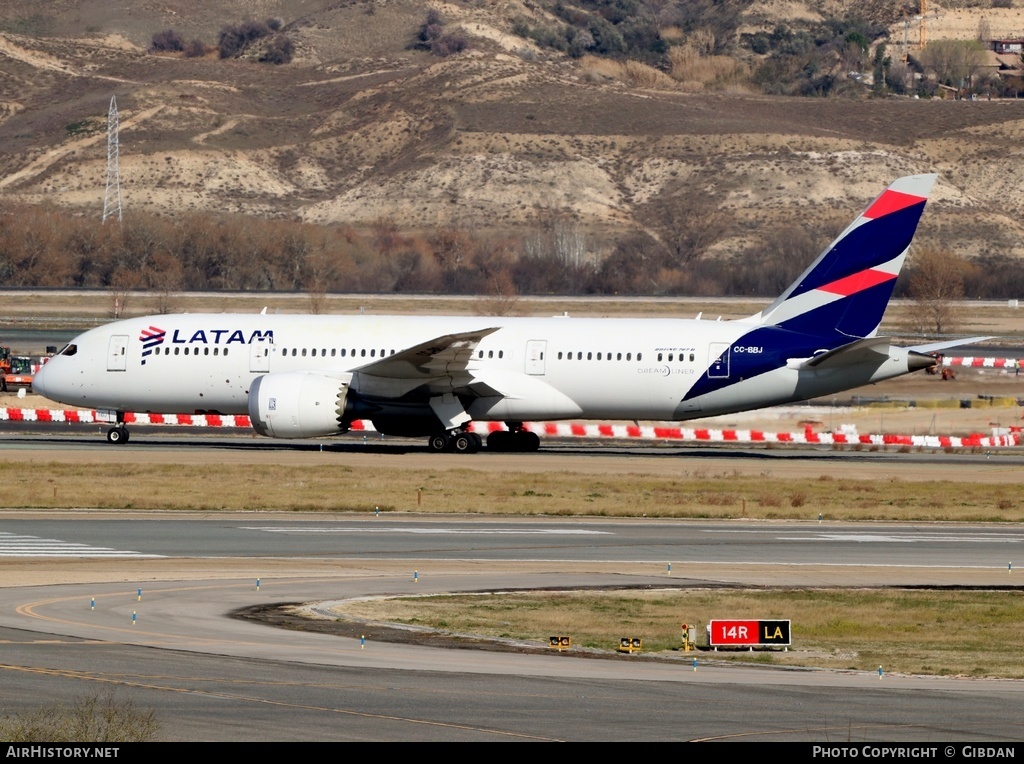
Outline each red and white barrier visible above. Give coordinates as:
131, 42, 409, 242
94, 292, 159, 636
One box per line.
943, 357, 1020, 369
2, 407, 1020, 449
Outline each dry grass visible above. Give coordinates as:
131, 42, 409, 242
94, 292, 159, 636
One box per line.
8, 460, 1024, 521
332, 588, 1024, 678
668, 45, 749, 88
0, 692, 158, 742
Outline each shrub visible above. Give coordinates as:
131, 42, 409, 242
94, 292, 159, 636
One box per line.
432, 33, 468, 57
218, 20, 271, 58
0, 694, 158, 742
150, 29, 184, 52
260, 35, 294, 65
183, 39, 207, 58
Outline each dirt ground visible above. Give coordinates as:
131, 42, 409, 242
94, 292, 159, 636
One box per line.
1, 1, 1023, 257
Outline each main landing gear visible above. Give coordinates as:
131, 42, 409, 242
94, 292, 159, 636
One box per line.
426, 423, 540, 454
485, 423, 540, 452
427, 429, 483, 453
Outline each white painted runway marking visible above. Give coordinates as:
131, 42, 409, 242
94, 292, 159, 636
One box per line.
243, 527, 611, 535
0, 532, 156, 557
714, 530, 1024, 544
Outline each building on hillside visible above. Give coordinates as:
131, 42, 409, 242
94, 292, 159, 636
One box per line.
991, 39, 1024, 55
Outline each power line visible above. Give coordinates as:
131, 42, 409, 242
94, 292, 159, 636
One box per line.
102, 95, 122, 224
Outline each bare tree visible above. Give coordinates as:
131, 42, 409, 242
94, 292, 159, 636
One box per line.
473, 271, 521, 316
640, 187, 727, 269
907, 245, 968, 335
977, 16, 992, 44
919, 39, 988, 89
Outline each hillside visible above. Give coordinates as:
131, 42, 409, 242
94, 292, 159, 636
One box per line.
0, 0, 1023, 274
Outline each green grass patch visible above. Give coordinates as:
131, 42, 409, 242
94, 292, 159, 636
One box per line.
332, 588, 1024, 678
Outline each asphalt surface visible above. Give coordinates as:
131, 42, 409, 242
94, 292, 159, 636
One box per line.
1, 494, 1023, 741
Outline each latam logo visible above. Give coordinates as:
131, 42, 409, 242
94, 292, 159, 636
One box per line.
139, 326, 166, 365
138, 327, 273, 365
168, 329, 274, 345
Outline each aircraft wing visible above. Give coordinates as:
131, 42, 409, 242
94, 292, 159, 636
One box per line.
352, 327, 501, 394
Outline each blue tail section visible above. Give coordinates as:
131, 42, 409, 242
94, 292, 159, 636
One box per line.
754, 174, 936, 343
681, 175, 939, 407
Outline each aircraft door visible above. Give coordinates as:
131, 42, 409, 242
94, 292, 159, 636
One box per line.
707, 342, 730, 379
525, 340, 546, 375
249, 335, 272, 373
107, 335, 128, 372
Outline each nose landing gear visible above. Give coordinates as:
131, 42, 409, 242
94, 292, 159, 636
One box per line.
106, 424, 130, 444
104, 411, 130, 444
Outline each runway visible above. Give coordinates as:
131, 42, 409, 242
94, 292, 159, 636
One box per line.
0, 507, 1022, 741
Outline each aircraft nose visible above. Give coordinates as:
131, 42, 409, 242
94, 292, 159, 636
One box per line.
32, 359, 52, 398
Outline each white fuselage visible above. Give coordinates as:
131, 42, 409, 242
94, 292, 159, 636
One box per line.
34, 312, 918, 429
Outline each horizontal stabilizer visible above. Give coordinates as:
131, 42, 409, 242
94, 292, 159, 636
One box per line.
797, 336, 892, 370
907, 336, 995, 354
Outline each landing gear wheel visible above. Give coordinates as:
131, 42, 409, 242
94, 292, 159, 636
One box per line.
106, 426, 129, 444
428, 433, 450, 452
452, 432, 480, 454
487, 428, 539, 452
487, 431, 510, 451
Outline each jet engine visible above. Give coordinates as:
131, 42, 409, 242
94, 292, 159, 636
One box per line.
248, 371, 352, 439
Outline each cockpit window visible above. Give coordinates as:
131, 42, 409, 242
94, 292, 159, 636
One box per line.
58, 344, 77, 357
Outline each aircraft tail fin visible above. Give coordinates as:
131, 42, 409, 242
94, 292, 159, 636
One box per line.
752, 174, 937, 342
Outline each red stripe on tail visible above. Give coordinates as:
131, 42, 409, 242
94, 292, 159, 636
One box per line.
862, 189, 925, 220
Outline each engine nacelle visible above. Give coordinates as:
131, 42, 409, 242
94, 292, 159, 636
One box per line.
248, 371, 351, 439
